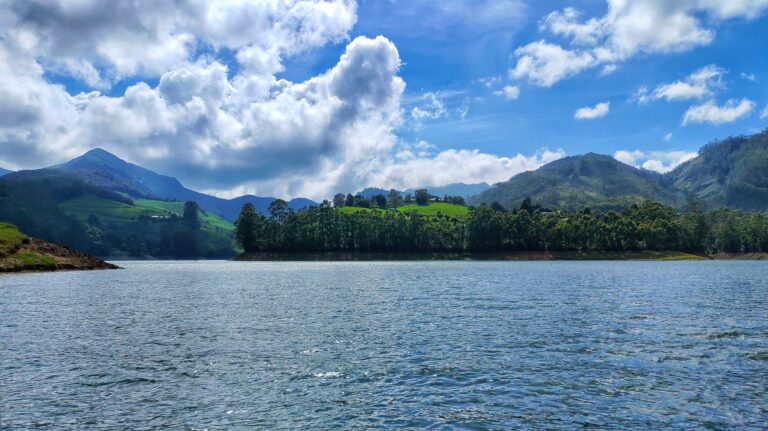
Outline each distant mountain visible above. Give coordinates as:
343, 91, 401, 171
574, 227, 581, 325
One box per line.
357, 187, 392, 198
405, 182, 491, 199
54, 148, 314, 220
471, 153, 680, 210
0, 167, 11, 177
669, 131, 768, 210
356, 183, 491, 200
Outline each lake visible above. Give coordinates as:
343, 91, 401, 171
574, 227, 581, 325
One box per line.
1, 261, 767, 429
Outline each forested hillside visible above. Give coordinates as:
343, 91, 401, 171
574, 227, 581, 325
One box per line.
670, 132, 768, 210
471, 153, 680, 210
473, 131, 768, 211
0, 170, 235, 258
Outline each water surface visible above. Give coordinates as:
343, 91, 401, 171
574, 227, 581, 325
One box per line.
2, 261, 767, 429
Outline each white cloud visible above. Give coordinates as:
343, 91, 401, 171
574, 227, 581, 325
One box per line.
637, 65, 726, 103
512, 1, 768, 86
510, 40, 596, 87
614, 149, 697, 173
761, 105, 768, 119
574, 102, 610, 120
411, 92, 447, 121
663, 133, 673, 142
372, 148, 566, 190
0, 0, 557, 200
741, 72, 758, 82
682, 98, 756, 125
494, 85, 520, 101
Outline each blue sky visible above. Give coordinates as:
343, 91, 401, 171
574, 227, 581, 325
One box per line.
1, 0, 768, 199
284, 0, 768, 160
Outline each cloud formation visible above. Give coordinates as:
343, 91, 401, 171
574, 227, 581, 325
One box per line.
494, 85, 520, 101
682, 98, 756, 125
635, 65, 726, 103
574, 102, 610, 120
614, 149, 697, 173
511, 1, 768, 86
0, 0, 556, 200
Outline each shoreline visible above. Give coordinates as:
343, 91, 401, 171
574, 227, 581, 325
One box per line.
233, 250, 726, 261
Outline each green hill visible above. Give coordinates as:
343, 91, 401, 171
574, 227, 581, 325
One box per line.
0, 170, 235, 259
471, 153, 680, 210
669, 131, 768, 210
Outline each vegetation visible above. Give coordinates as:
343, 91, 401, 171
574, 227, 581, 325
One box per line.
473, 130, 768, 212
235, 197, 768, 256
0, 170, 235, 258
670, 131, 768, 210
0, 222, 26, 257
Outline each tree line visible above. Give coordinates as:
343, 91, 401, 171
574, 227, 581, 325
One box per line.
235, 198, 768, 255
332, 189, 466, 209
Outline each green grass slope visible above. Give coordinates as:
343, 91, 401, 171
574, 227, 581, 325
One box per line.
337, 202, 469, 218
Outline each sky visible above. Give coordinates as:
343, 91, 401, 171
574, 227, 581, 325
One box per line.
1, 0, 767, 200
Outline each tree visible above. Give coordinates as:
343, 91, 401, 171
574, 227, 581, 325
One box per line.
373, 194, 387, 209
345, 193, 354, 207
183, 201, 200, 228
415, 189, 429, 206
490, 201, 506, 213
235, 203, 258, 252
333, 193, 346, 208
388, 189, 402, 208
269, 199, 291, 223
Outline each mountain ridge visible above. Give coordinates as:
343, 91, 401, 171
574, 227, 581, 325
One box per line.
51, 148, 315, 220
471, 130, 768, 211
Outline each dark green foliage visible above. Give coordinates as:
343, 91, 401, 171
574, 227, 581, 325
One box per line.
670, 131, 768, 210
235, 199, 768, 255
415, 189, 429, 206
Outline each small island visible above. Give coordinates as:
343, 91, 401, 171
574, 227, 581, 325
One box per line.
0, 223, 118, 273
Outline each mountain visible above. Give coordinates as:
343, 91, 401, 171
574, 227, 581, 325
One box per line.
0, 169, 236, 258
669, 131, 768, 210
471, 153, 680, 210
357, 187, 392, 198
357, 183, 491, 200
405, 182, 491, 199
54, 148, 314, 220
0, 167, 11, 177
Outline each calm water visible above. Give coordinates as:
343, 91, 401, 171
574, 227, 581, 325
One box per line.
1, 261, 767, 430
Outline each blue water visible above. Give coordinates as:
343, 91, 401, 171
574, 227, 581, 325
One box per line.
1, 261, 767, 429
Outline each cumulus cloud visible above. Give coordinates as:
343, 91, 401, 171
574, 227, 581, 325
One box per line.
614, 149, 697, 173
636, 65, 726, 103
574, 102, 610, 120
510, 41, 596, 87
512, 0, 768, 86
494, 85, 520, 101
372, 148, 566, 190
0, 0, 556, 200
682, 98, 756, 125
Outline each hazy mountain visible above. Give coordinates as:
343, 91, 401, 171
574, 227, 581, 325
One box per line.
471, 153, 680, 210
669, 131, 768, 210
0, 167, 11, 177
357, 187, 392, 198
54, 148, 314, 220
405, 183, 491, 199
357, 183, 491, 200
